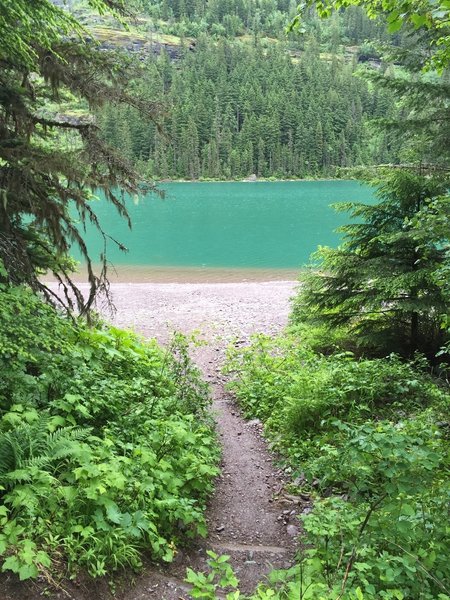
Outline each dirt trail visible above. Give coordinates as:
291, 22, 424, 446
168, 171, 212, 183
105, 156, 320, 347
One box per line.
109, 281, 301, 598
1, 281, 303, 600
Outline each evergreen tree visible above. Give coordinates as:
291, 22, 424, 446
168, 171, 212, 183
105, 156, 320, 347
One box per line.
0, 0, 159, 313
292, 171, 450, 357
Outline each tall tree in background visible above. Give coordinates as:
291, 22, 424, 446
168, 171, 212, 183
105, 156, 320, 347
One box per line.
291, 0, 450, 358
0, 0, 160, 313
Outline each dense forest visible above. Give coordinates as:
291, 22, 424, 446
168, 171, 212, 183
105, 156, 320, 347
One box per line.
0, 0, 449, 599
92, 1, 404, 179
99, 38, 398, 179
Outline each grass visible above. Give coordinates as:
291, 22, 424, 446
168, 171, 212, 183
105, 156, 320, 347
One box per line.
88, 25, 190, 47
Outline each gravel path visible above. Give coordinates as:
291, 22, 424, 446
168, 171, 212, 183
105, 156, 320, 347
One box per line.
109, 281, 301, 598
1, 281, 304, 600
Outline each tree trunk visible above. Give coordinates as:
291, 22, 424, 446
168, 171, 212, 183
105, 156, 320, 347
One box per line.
410, 311, 419, 356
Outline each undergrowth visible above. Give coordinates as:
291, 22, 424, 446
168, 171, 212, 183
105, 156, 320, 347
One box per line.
208, 325, 450, 600
0, 284, 219, 581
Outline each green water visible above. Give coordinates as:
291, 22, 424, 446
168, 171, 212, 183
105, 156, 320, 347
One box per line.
77, 181, 375, 271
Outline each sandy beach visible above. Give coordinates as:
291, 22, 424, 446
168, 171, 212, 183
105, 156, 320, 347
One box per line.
102, 280, 297, 343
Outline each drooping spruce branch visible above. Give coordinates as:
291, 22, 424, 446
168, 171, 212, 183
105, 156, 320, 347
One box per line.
0, 4, 162, 315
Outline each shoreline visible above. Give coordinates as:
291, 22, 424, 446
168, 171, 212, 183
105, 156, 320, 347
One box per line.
44, 279, 297, 344
44, 265, 301, 284
156, 176, 354, 184
69, 280, 297, 342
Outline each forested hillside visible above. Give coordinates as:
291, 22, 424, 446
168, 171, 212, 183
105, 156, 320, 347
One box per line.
89, 1, 403, 179
100, 38, 397, 179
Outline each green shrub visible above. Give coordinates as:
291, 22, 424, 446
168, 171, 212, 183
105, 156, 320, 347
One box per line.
0, 284, 219, 580
225, 326, 450, 600
227, 330, 447, 444
253, 420, 449, 600
284, 323, 355, 355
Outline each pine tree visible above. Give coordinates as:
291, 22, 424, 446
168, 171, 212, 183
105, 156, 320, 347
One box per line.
257, 138, 266, 176
181, 117, 200, 179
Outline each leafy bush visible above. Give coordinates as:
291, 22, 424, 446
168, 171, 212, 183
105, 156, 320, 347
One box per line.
225, 326, 450, 600
0, 284, 219, 580
226, 330, 447, 444
186, 550, 240, 598
294, 419, 450, 599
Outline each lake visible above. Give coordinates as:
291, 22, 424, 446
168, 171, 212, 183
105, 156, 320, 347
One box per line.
74, 181, 375, 281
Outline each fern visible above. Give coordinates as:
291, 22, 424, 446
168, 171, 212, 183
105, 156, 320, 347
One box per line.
0, 433, 20, 476
0, 416, 90, 488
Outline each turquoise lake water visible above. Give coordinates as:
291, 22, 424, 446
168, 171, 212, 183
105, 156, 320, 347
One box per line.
76, 181, 375, 278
